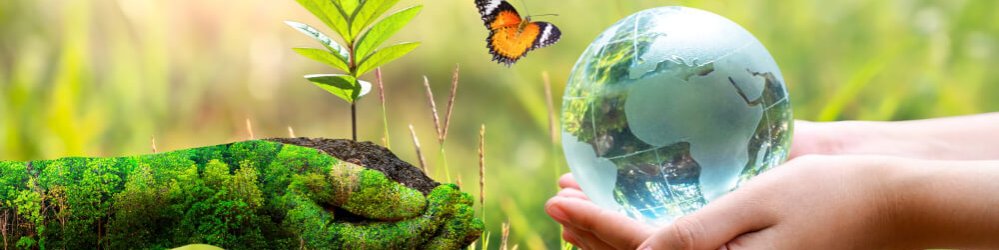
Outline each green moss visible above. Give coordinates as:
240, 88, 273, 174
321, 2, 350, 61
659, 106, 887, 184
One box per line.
0, 140, 483, 249
422, 184, 485, 249
340, 169, 426, 220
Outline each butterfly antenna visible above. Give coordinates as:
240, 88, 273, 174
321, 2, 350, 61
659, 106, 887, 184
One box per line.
527, 13, 559, 18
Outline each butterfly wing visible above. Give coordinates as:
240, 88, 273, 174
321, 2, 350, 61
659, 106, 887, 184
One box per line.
487, 26, 536, 65
487, 22, 562, 65
475, 0, 522, 29
529, 21, 561, 50
476, 0, 561, 66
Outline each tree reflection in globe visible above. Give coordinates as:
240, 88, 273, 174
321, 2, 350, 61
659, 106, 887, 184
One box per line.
561, 6, 793, 226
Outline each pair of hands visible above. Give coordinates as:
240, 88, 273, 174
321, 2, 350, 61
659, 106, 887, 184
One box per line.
547, 156, 897, 249
546, 118, 999, 249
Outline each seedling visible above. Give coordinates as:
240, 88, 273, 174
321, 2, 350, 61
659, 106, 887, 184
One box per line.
286, 0, 422, 141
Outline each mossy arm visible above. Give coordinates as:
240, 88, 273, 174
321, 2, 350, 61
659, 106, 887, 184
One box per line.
0, 140, 483, 249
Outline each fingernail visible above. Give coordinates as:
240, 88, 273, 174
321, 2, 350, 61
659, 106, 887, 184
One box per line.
547, 203, 569, 223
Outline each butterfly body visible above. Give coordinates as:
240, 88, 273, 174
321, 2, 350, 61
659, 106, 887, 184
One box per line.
475, 0, 561, 66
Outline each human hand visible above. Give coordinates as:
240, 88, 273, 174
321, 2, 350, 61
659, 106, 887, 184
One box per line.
634, 155, 901, 249
790, 114, 999, 160
788, 120, 839, 159
545, 155, 894, 250
272, 143, 483, 249
637, 155, 999, 249
543, 120, 832, 249
549, 116, 999, 249
545, 173, 655, 249
0, 140, 482, 249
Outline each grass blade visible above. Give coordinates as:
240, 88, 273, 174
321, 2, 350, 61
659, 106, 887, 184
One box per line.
442, 64, 460, 141
478, 124, 486, 223
543, 71, 557, 144
408, 124, 428, 173
422, 76, 443, 143
376, 68, 390, 149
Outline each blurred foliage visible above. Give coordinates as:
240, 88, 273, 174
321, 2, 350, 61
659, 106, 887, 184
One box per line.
1, 0, 997, 249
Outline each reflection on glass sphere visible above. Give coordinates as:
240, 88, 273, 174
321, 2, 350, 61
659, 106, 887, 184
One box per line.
561, 6, 793, 226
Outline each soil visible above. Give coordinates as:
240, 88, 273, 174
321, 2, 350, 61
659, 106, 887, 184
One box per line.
268, 137, 439, 195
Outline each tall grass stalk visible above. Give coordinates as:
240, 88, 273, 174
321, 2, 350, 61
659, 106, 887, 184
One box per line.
444, 64, 460, 141
543, 71, 560, 180
408, 124, 428, 173
376, 68, 391, 149
500, 221, 510, 250
245, 118, 255, 140
478, 231, 492, 250
421, 65, 460, 183
543, 72, 573, 249
421, 76, 448, 181
478, 124, 487, 224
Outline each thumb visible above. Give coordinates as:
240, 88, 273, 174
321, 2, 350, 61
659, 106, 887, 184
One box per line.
637, 190, 775, 250
326, 161, 427, 220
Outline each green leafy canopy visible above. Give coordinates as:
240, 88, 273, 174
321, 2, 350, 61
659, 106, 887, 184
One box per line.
288, 0, 422, 104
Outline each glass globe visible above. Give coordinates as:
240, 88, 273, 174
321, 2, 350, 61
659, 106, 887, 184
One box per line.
561, 6, 793, 226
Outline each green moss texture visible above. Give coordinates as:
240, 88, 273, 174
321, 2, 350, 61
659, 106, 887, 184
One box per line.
0, 140, 483, 249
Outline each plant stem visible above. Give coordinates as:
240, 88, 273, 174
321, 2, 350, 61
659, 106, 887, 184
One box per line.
351, 102, 357, 141
439, 146, 451, 183
348, 38, 358, 142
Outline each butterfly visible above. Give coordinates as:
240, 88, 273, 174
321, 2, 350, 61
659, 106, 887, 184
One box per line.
475, 0, 561, 66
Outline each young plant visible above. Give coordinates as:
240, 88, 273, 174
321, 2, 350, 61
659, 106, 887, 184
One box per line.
286, 0, 422, 141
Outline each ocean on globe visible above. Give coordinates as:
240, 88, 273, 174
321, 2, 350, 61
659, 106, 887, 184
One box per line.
561, 6, 793, 226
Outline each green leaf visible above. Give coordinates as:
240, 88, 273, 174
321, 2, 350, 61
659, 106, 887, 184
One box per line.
350, 0, 399, 38
356, 42, 420, 76
305, 74, 372, 102
285, 21, 351, 62
306, 74, 360, 103
292, 48, 350, 73
294, 0, 350, 41
334, 0, 361, 18
354, 5, 422, 61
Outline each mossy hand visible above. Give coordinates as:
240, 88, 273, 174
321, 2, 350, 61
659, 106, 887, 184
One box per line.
0, 140, 482, 249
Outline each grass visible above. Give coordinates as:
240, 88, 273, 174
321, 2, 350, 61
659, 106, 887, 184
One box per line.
2, 0, 998, 248
419, 65, 460, 183
376, 68, 391, 149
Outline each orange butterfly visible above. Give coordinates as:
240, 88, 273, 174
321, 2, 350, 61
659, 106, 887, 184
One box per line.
475, 0, 561, 66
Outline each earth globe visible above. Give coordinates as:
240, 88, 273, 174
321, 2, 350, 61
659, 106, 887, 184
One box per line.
561, 6, 793, 226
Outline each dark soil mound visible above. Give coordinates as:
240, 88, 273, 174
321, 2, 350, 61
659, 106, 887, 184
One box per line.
268, 137, 439, 195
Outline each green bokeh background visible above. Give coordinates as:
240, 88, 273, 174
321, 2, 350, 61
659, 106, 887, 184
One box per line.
1, 0, 997, 248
